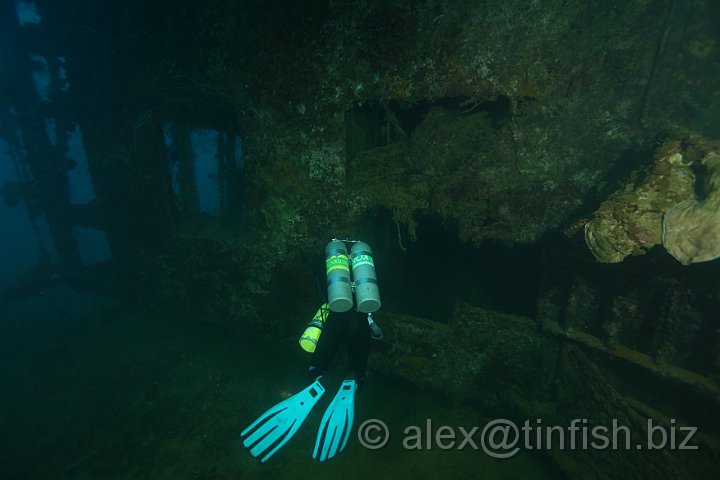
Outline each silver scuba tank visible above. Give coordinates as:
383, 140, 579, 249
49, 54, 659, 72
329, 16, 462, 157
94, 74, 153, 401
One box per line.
325, 240, 353, 312
350, 241, 382, 313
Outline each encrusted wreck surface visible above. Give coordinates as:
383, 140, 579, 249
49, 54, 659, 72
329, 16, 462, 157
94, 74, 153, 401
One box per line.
584, 140, 696, 263
585, 138, 720, 265
37, 1, 720, 477
371, 301, 720, 479
663, 151, 720, 265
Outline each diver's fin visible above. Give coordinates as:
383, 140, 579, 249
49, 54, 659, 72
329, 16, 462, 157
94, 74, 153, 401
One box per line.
313, 379, 356, 462
241, 380, 325, 463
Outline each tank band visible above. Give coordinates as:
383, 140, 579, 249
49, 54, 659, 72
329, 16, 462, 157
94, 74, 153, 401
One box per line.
306, 320, 324, 329
354, 277, 378, 286
326, 248, 347, 256
350, 250, 372, 258
327, 276, 351, 286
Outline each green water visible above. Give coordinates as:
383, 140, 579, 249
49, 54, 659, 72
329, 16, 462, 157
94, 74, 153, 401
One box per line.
0, 287, 555, 479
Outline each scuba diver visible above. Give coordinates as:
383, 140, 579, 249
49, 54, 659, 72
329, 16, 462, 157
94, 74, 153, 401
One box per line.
241, 239, 383, 463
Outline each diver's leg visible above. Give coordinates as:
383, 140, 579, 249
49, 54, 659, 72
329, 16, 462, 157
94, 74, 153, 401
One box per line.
347, 312, 371, 390
308, 312, 345, 382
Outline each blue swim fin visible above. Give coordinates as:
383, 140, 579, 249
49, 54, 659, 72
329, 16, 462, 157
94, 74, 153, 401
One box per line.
313, 379, 357, 462
241, 380, 325, 463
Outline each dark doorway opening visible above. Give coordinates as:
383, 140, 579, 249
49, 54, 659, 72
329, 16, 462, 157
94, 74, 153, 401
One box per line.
360, 210, 542, 323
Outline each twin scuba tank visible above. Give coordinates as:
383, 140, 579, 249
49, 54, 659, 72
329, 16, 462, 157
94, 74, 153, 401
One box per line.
299, 239, 383, 353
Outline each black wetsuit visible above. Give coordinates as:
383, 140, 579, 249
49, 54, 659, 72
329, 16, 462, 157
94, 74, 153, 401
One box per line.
308, 308, 370, 388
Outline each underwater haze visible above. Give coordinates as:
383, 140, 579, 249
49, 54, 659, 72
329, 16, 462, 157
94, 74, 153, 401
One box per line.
1, 0, 720, 479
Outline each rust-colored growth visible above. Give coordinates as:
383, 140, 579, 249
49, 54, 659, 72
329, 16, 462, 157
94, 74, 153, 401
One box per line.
564, 217, 589, 237
267, 159, 306, 195
394, 81, 410, 100
442, 55, 494, 98
515, 77, 537, 100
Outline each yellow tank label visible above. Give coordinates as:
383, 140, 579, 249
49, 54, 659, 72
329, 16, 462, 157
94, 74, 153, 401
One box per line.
326, 255, 349, 273
352, 254, 374, 268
